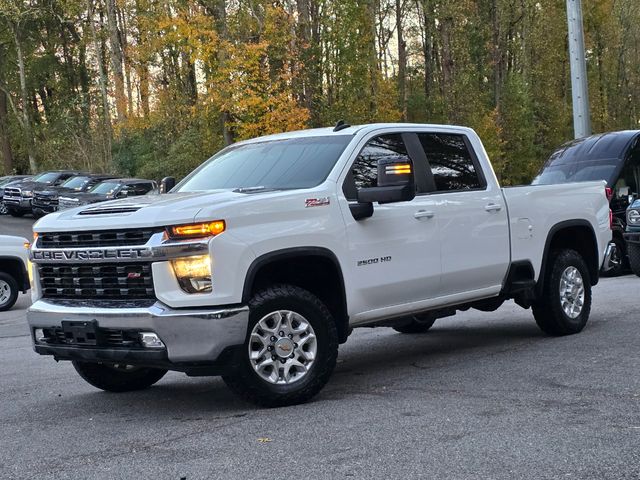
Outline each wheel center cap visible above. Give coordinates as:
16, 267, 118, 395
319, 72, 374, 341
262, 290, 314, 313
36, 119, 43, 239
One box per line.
274, 338, 295, 358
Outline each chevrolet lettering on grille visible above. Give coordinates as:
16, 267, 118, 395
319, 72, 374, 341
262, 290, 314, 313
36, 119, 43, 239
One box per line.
32, 248, 153, 262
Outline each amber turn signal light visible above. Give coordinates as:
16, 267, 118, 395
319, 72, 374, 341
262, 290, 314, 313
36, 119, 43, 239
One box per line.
168, 221, 226, 239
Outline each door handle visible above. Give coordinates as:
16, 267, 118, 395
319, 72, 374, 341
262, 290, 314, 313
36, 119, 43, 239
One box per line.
414, 210, 435, 219
484, 203, 502, 212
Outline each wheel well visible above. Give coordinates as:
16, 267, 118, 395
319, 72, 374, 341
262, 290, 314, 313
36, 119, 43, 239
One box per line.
0, 257, 28, 292
244, 251, 349, 343
542, 224, 599, 288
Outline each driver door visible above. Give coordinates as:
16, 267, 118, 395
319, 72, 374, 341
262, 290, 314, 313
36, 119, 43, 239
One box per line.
340, 133, 442, 320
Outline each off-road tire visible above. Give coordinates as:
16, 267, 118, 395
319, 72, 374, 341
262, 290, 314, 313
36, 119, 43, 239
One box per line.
72, 361, 167, 392
532, 249, 592, 336
629, 243, 640, 277
0, 272, 19, 312
393, 314, 436, 334
222, 284, 339, 407
0, 203, 7, 215
8, 209, 24, 218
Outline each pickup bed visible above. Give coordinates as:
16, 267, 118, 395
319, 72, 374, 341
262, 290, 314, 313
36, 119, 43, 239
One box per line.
27, 123, 613, 406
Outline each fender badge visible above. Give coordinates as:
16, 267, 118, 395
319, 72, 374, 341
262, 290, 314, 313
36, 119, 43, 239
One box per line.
305, 197, 330, 208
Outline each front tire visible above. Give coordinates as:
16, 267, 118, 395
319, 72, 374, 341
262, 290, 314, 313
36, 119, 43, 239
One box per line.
628, 243, 640, 277
222, 284, 338, 407
602, 237, 627, 277
532, 249, 592, 336
8, 208, 24, 217
72, 361, 167, 392
0, 272, 19, 312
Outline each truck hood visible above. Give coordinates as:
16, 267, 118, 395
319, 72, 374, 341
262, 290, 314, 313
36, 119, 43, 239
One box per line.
33, 190, 288, 232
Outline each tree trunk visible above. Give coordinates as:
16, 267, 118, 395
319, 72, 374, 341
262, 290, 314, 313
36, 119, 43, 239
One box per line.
212, 0, 233, 145
88, 0, 113, 167
106, 0, 127, 122
396, 0, 407, 120
11, 23, 37, 173
0, 88, 13, 175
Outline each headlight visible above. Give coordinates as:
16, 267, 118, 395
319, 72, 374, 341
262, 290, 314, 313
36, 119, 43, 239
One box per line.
171, 255, 212, 293
22, 190, 33, 197
628, 209, 640, 225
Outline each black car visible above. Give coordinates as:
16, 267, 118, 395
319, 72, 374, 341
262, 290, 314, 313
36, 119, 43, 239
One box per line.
533, 130, 640, 275
2, 170, 83, 217
0, 175, 31, 215
58, 178, 158, 210
32, 174, 118, 217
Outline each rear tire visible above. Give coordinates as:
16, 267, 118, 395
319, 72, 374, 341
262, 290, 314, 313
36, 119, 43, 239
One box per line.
222, 284, 338, 407
72, 361, 167, 392
393, 314, 436, 334
0, 272, 19, 312
628, 243, 640, 277
532, 249, 592, 336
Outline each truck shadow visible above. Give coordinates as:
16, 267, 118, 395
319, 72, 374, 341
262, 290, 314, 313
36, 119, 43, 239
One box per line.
48, 318, 568, 413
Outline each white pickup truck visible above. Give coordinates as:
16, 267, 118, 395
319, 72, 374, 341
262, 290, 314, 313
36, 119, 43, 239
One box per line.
0, 235, 30, 311
27, 123, 613, 406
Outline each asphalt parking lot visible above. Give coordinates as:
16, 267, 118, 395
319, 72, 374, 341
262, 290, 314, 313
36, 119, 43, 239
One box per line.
1, 217, 639, 479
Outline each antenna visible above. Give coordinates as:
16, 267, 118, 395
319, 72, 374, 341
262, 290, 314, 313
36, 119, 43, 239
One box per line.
333, 120, 351, 132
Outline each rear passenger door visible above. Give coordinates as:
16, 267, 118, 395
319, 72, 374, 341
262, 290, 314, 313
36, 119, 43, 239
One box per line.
416, 132, 510, 297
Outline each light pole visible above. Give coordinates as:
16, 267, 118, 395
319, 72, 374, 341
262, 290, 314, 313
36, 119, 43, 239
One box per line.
566, 0, 592, 138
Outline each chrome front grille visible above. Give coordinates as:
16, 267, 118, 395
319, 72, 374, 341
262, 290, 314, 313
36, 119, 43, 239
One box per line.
38, 228, 163, 248
3, 187, 22, 204
33, 194, 59, 208
39, 263, 155, 300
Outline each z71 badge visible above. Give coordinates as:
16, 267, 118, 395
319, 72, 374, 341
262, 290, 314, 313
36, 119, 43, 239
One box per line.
305, 197, 330, 208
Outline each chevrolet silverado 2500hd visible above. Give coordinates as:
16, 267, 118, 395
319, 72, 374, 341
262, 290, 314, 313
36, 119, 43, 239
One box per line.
27, 123, 614, 406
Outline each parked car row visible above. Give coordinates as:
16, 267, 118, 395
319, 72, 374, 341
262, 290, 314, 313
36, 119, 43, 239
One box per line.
1, 171, 158, 218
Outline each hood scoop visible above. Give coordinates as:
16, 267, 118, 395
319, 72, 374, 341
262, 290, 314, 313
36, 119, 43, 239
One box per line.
78, 203, 145, 215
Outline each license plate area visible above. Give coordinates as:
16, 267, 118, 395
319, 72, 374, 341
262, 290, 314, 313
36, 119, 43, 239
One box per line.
61, 320, 99, 346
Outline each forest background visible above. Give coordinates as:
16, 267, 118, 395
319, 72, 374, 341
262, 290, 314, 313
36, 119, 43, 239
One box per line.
1, 0, 639, 184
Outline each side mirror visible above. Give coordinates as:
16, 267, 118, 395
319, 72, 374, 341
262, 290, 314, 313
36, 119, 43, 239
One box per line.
160, 176, 176, 194
357, 158, 415, 204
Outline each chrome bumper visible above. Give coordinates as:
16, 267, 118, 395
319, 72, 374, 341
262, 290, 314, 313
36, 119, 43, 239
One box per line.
3, 197, 31, 209
28, 299, 249, 365
601, 241, 617, 272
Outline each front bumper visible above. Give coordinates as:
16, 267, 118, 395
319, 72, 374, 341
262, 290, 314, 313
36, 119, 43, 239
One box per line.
28, 299, 249, 372
3, 197, 32, 210
601, 241, 618, 272
623, 231, 640, 245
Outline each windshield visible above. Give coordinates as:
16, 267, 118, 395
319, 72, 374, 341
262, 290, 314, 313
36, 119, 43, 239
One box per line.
32, 172, 60, 184
61, 176, 90, 190
175, 136, 352, 192
532, 158, 619, 185
89, 181, 120, 195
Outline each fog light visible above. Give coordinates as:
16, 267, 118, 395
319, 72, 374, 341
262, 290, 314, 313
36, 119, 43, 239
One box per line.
171, 255, 212, 293
34, 328, 45, 343
140, 332, 165, 348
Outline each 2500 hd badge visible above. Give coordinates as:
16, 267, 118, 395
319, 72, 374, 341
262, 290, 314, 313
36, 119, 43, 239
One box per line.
357, 256, 392, 266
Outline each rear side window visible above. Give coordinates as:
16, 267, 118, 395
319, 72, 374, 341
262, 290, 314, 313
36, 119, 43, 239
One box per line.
417, 133, 483, 191
350, 134, 411, 190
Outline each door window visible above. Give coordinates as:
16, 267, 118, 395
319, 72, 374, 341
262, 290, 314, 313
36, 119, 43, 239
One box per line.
126, 183, 154, 196
344, 134, 412, 200
417, 133, 483, 192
